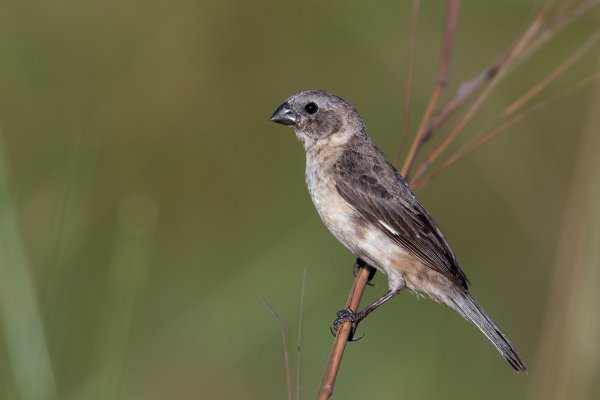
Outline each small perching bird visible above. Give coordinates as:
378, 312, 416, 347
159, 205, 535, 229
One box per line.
271, 90, 526, 372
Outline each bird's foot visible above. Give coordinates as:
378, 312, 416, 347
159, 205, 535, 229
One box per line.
330, 308, 365, 341
353, 258, 376, 286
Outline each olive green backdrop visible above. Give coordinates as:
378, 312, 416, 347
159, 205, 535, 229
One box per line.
0, 1, 598, 399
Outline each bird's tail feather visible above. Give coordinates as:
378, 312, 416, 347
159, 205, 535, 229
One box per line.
450, 290, 527, 373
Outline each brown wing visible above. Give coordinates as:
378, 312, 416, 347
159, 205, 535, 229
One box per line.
334, 146, 469, 289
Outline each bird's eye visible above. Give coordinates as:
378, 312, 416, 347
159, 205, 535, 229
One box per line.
305, 102, 318, 114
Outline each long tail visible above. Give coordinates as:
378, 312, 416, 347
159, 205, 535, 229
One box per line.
450, 290, 527, 373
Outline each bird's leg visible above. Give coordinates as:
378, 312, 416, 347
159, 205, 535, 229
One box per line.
353, 258, 376, 284
332, 288, 402, 341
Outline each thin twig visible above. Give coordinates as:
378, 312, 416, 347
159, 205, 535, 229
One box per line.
507, 0, 558, 59
408, 0, 555, 186
423, 51, 510, 145
318, 264, 375, 400
410, 0, 563, 170
409, 64, 506, 186
410, 3, 597, 186
296, 269, 307, 400
400, 0, 460, 179
412, 70, 600, 190
394, 0, 421, 166
504, 27, 600, 116
523, 0, 600, 57
259, 295, 293, 400
432, 0, 599, 134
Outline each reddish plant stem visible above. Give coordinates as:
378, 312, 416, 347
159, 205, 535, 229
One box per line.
409, 0, 560, 185
259, 295, 293, 400
394, 0, 421, 166
504, 27, 600, 115
400, 0, 459, 179
318, 264, 375, 400
408, 1, 599, 186
412, 71, 600, 190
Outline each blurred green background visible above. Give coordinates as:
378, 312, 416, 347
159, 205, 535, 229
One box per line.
0, 1, 599, 399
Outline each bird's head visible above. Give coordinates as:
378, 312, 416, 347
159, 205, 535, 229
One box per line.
271, 90, 365, 151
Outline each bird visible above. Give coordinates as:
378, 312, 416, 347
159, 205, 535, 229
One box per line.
270, 89, 526, 372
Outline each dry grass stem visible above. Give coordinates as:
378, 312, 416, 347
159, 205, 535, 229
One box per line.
408, 0, 571, 184
400, 0, 459, 179
296, 269, 307, 400
524, 0, 600, 56
504, 28, 600, 115
408, 0, 597, 185
259, 295, 293, 400
318, 264, 375, 400
410, 61, 508, 186
394, 0, 421, 165
412, 70, 600, 190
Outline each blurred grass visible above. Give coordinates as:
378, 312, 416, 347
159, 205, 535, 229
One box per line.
528, 51, 600, 400
0, 131, 56, 399
0, 1, 598, 399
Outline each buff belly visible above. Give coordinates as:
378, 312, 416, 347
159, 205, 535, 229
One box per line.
325, 208, 454, 303
306, 168, 406, 291
305, 149, 451, 297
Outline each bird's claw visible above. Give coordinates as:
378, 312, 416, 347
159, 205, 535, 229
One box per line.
330, 308, 365, 341
353, 259, 376, 286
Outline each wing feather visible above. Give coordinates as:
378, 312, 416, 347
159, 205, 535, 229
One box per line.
334, 147, 469, 289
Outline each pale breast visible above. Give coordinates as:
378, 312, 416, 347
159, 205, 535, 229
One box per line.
304, 146, 409, 291
305, 149, 357, 246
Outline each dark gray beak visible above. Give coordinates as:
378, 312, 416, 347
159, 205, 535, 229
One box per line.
270, 102, 299, 126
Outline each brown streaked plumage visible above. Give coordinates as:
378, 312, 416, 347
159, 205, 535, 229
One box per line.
271, 90, 526, 373
333, 136, 468, 289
